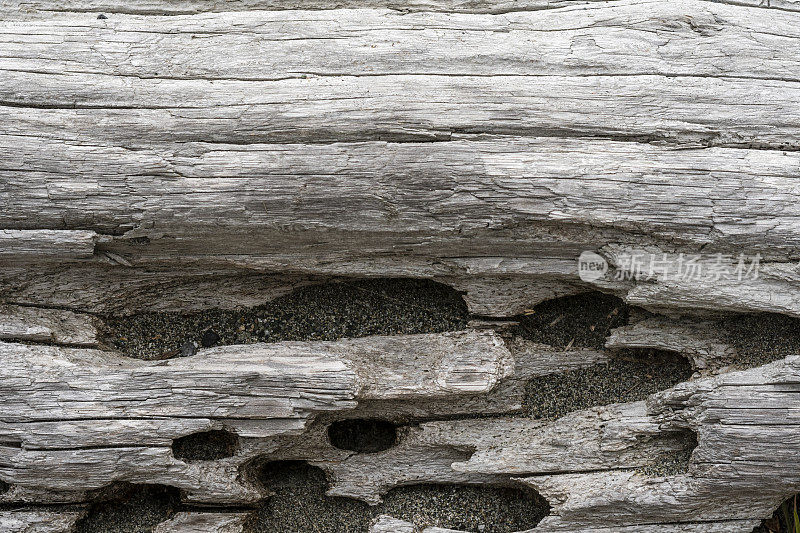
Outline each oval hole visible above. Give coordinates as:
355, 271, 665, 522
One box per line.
172, 429, 239, 461
327, 419, 398, 453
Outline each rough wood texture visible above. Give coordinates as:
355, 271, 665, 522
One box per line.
0, 305, 99, 346
0, 332, 511, 503
0, 510, 86, 533
2, 0, 799, 530
153, 513, 250, 533
606, 316, 736, 369
0, 230, 103, 262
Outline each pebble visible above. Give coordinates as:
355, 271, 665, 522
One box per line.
179, 341, 197, 358
200, 329, 220, 348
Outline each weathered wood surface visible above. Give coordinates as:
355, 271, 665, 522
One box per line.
2, 0, 800, 530
371, 516, 760, 533
0, 305, 99, 345
516, 357, 800, 531
0, 333, 799, 530
0, 230, 102, 262
3, 0, 800, 320
0, 332, 511, 502
153, 513, 250, 533
10, 0, 800, 16
605, 315, 736, 369
0, 510, 86, 533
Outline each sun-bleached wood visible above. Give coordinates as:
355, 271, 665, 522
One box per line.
0, 305, 99, 346
2, 0, 799, 529
153, 512, 250, 533
0, 510, 86, 533
605, 316, 737, 370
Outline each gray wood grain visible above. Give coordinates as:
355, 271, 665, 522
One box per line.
2, 0, 799, 529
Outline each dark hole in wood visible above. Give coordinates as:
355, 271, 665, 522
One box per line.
172, 429, 239, 461
75, 483, 180, 533
524, 348, 693, 419
247, 460, 373, 533
754, 493, 800, 533
380, 483, 550, 533
327, 419, 398, 453
257, 460, 330, 492
514, 291, 629, 350
725, 312, 800, 368
0, 479, 8, 494
246, 460, 550, 533
104, 278, 469, 360
636, 428, 698, 477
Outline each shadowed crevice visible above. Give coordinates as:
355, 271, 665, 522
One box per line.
635, 429, 698, 477
172, 429, 239, 461
523, 348, 693, 419
103, 278, 469, 360
513, 291, 629, 350
379, 483, 550, 532
725, 313, 800, 368
327, 419, 398, 454
74, 484, 181, 533
246, 461, 372, 533
244, 460, 549, 533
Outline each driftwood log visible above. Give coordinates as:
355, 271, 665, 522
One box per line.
2, 0, 800, 531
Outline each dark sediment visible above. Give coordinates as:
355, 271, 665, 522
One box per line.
513, 292, 629, 350
523, 349, 693, 420
172, 429, 239, 461
635, 429, 698, 477
327, 419, 398, 453
246, 461, 373, 533
103, 279, 469, 359
724, 313, 800, 368
379, 484, 549, 533
74, 484, 180, 533
245, 461, 548, 533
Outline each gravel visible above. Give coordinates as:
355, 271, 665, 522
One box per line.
379, 484, 549, 533
74, 485, 179, 533
523, 349, 694, 420
513, 292, 629, 349
171, 429, 239, 461
724, 312, 800, 368
103, 279, 469, 360
246, 461, 373, 533
246, 461, 548, 533
635, 430, 698, 477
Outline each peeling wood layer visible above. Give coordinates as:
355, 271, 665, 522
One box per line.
0, 305, 100, 346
